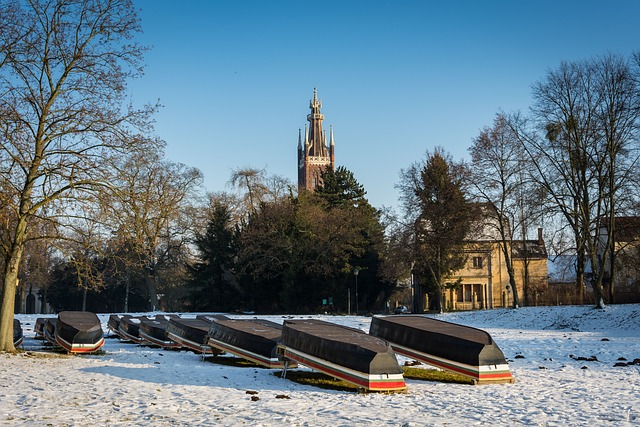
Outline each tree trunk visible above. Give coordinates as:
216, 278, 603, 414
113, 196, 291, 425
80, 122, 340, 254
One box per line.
147, 269, 158, 311
0, 246, 25, 352
608, 215, 616, 304
124, 277, 130, 313
608, 250, 615, 304
82, 287, 87, 312
576, 256, 586, 305
589, 252, 607, 309
500, 242, 520, 309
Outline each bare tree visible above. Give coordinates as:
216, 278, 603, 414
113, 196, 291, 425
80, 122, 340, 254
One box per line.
100, 147, 202, 311
592, 53, 640, 303
0, 0, 156, 351
509, 53, 640, 308
14, 223, 55, 314
228, 168, 294, 219
468, 115, 524, 307
229, 168, 267, 217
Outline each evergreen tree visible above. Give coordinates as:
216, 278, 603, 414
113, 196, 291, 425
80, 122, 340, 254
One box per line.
237, 198, 296, 313
399, 147, 472, 312
186, 203, 241, 311
315, 166, 367, 208
315, 167, 395, 313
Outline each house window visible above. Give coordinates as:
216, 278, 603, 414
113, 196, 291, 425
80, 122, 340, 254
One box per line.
472, 256, 483, 269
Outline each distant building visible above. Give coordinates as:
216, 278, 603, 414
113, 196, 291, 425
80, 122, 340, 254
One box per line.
297, 88, 335, 191
414, 205, 549, 311
15, 284, 52, 314
598, 216, 640, 303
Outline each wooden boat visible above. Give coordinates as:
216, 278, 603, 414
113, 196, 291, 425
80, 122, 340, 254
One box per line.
13, 319, 23, 347
369, 316, 514, 384
278, 319, 406, 392
107, 314, 129, 338
166, 318, 222, 355
54, 311, 104, 354
43, 318, 57, 345
139, 317, 181, 349
34, 317, 49, 340
118, 316, 146, 343
207, 318, 293, 368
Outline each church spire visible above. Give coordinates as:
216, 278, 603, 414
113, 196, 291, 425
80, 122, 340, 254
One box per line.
330, 125, 335, 168
298, 88, 335, 191
306, 88, 326, 157
330, 125, 334, 147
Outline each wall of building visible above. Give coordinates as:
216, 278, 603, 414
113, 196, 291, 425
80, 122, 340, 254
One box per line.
442, 241, 548, 311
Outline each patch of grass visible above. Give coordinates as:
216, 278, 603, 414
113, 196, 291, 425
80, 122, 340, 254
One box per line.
402, 366, 473, 384
273, 366, 472, 392
17, 345, 106, 357
205, 355, 264, 368
273, 371, 359, 392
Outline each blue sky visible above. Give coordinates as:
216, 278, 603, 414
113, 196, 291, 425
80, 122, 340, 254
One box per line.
130, 1, 640, 210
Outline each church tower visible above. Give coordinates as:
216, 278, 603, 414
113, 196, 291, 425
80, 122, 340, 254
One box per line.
298, 88, 335, 191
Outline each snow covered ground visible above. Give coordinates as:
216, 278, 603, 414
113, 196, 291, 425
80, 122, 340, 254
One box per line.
2, 305, 640, 426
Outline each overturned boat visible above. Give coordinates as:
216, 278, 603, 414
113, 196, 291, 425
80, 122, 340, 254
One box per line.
278, 319, 406, 392
207, 318, 291, 368
369, 316, 514, 384
166, 318, 221, 355
139, 317, 181, 349
54, 311, 104, 354
118, 316, 147, 343
107, 314, 129, 338
34, 317, 50, 340
43, 318, 57, 345
13, 319, 23, 347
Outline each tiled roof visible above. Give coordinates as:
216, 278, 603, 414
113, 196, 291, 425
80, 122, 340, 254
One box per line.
512, 240, 548, 259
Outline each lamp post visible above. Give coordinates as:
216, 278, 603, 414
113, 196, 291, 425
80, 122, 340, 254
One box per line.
353, 267, 360, 315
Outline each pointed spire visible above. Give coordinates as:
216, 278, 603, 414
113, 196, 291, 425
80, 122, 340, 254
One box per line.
298, 128, 302, 149
299, 88, 334, 192
310, 87, 322, 112
330, 125, 334, 146
323, 129, 327, 153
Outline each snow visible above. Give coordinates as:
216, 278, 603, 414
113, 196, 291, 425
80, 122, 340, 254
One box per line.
2, 305, 640, 426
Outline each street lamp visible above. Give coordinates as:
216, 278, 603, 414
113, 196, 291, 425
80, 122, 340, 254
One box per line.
353, 267, 360, 315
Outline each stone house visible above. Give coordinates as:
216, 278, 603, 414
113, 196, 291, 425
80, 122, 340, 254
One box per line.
439, 225, 548, 311
598, 216, 640, 303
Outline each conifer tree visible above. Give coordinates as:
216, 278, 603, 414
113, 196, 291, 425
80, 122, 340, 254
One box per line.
399, 148, 472, 312
186, 203, 241, 311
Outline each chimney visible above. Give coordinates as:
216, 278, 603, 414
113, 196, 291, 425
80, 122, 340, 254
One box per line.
538, 228, 543, 245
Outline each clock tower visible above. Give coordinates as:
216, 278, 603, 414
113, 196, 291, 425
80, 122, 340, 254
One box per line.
298, 88, 335, 191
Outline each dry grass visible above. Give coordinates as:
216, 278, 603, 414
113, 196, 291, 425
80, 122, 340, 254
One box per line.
273, 370, 359, 392
402, 366, 473, 384
272, 365, 472, 392
205, 355, 265, 368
